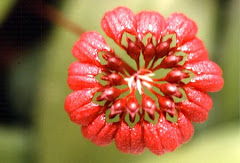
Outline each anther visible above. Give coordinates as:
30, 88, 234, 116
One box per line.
165, 69, 190, 83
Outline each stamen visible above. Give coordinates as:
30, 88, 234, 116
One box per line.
142, 81, 152, 89
136, 79, 142, 94
138, 75, 153, 82
124, 70, 155, 95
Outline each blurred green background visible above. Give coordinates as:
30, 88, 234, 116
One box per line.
0, 0, 239, 163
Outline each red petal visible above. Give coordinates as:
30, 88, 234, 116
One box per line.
115, 121, 131, 153
64, 89, 96, 113
81, 113, 106, 140
184, 60, 222, 76
178, 37, 208, 63
165, 13, 198, 45
68, 61, 102, 90
130, 122, 145, 154
101, 7, 136, 44
187, 74, 224, 92
92, 122, 118, 146
69, 102, 101, 126
67, 76, 100, 91
115, 121, 145, 154
72, 32, 111, 66
156, 114, 183, 152
177, 112, 194, 143
68, 61, 102, 76
143, 121, 165, 155
82, 113, 118, 146
134, 11, 165, 41
177, 100, 208, 123
183, 86, 212, 111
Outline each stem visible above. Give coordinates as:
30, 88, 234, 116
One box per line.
23, 0, 84, 35
136, 58, 140, 70
151, 64, 164, 72
149, 57, 158, 70
122, 61, 137, 75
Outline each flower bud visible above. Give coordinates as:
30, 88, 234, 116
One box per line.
158, 95, 175, 115
127, 38, 141, 61
165, 69, 190, 83
156, 38, 172, 58
104, 55, 122, 72
160, 55, 183, 68
159, 83, 182, 98
109, 99, 127, 118
142, 95, 156, 120
127, 98, 140, 123
97, 87, 121, 101
143, 39, 156, 64
101, 73, 125, 86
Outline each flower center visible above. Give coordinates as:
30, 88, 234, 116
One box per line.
94, 34, 193, 126
124, 69, 154, 95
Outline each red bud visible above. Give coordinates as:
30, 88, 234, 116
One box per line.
160, 55, 183, 68
156, 38, 172, 58
97, 87, 121, 101
142, 95, 157, 120
101, 73, 125, 86
127, 98, 140, 123
165, 69, 190, 83
127, 38, 141, 61
159, 83, 183, 98
143, 40, 156, 64
158, 95, 175, 115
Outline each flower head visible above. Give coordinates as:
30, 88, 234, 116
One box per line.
65, 7, 224, 155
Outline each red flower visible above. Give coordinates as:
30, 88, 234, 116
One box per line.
65, 7, 224, 155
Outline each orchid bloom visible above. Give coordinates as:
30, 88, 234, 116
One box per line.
65, 7, 224, 155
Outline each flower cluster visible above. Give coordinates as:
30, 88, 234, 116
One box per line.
65, 7, 224, 155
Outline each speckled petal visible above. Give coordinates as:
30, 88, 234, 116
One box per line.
92, 122, 118, 146
68, 61, 102, 76
165, 13, 198, 46
68, 76, 101, 91
64, 89, 96, 113
67, 61, 102, 90
69, 102, 101, 126
72, 32, 111, 66
115, 121, 145, 154
143, 121, 165, 155
101, 7, 136, 44
184, 60, 222, 76
82, 113, 118, 146
156, 114, 183, 152
183, 86, 212, 111
177, 112, 194, 143
134, 11, 165, 41
81, 113, 106, 140
187, 74, 224, 92
178, 37, 208, 63
177, 100, 208, 123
